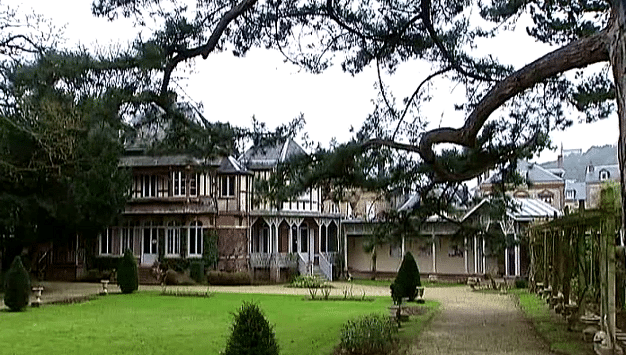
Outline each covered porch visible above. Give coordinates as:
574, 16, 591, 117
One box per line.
249, 215, 340, 281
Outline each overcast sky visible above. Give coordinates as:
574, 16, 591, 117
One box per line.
9, 0, 620, 164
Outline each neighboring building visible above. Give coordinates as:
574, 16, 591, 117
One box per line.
585, 163, 620, 208
478, 160, 565, 211
564, 180, 586, 211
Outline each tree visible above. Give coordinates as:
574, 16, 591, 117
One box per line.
390, 252, 421, 304
4, 256, 31, 311
223, 301, 279, 355
118, 249, 139, 293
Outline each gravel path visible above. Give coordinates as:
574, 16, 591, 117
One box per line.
14, 282, 552, 354
409, 287, 553, 355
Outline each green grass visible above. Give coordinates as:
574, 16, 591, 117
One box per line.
0, 292, 396, 355
510, 289, 592, 355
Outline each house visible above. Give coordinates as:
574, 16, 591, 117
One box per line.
477, 160, 565, 211
242, 139, 341, 282
585, 163, 620, 208
87, 139, 343, 283
344, 194, 560, 280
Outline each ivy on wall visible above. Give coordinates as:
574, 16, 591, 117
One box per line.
203, 229, 219, 270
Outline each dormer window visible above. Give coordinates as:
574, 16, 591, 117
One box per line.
600, 170, 610, 181
566, 190, 575, 200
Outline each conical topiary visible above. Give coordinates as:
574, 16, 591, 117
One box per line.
223, 301, 279, 355
390, 251, 421, 304
4, 256, 31, 311
117, 249, 138, 294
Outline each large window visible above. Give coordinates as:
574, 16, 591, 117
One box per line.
300, 223, 308, 253
172, 171, 186, 197
188, 221, 203, 257
100, 229, 114, 255
221, 176, 235, 197
121, 227, 133, 254
133, 175, 166, 198
166, 221, 181, 256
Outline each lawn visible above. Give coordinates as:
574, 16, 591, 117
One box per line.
510, 289, 592, 355
0, 292, 398, 355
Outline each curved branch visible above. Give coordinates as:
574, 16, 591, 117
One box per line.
160, 0, 258, 96
419, 29, 610, 178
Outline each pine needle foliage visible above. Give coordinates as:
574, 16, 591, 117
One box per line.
117, 249, 138, 294
223, 301, 279, 355
4, 256, 31, 311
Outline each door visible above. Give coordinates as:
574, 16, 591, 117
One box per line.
142, 226, 158, 266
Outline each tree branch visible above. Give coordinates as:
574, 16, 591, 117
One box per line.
159, 0, 258, 96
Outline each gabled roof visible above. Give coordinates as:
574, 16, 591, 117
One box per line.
585, 164, 620, 183
462, 197, 562, 222
241, 139, 306, 169
218, 156, 248, 174
483, 160, 563, 185
119, 154, 216, 168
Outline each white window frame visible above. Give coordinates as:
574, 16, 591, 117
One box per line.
172, 171, 186, 197
188, 221, 203, 257
166, 222, 181, 257
566, 190, 575, 200
121, 226, 134, 254
100, 228, 114, 255
221, 175, 235, 197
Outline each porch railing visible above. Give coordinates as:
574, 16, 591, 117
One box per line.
273, 253, 298, 268
250, 253, 271, 268
319, 252, 333, 281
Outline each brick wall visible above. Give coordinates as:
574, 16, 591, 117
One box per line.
217, 228, 248, 272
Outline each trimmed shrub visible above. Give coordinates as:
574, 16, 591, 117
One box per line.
4, 256, 31, 311
117, 249, 138, 294
339, 313, 398, 354
164, 269, 196, 285
223, 301, 279, 355
189, 261, 205, 283
390, 252, 421, 304
207, 271, 251, 286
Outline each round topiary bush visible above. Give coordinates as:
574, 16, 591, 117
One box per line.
117, 249, 138, 294
390, 251, 421, 304
4, 255, 31, 311
223, 301, 279, 355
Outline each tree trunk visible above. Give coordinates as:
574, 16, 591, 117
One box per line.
610, 2, 626, 234
371, 247, 377, 280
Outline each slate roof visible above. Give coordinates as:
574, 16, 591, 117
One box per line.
483, 160, 563, 184
585, 164, 620, 183
241, 139, 307, 169
119, 154, 209, 167
565, 180, 586, 201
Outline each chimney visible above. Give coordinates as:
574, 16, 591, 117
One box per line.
557, 143, 563, 169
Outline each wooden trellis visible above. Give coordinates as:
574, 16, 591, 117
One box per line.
528, 208, 620, 352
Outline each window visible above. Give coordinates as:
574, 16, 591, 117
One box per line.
291, 225, 298, 252
100, 229, 114, 255
300, 224, 308, 253
166, 222, 181, 256
189, 173, 198, 197
320, 226, 327, 252
600, 170, 610, 181
254, 226, 270, 253
221, 176, 235, 197
121, 227, 133, 254
328, 223, 338, 252
538, 190, 554, 205
133, 174, 166, 198
172, 171, 186, 197
566, 190, 575, 200
188, 221, 203, 257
